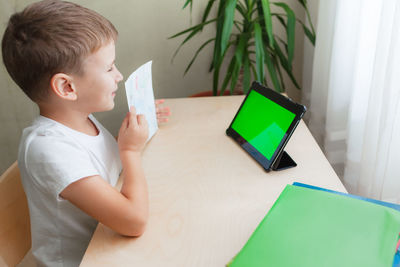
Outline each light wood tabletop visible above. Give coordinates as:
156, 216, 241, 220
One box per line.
81, 95, 346, 267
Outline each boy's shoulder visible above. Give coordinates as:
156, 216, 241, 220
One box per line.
22, 114, 100, 140
18, 116, 100, 185
19, 116, 80, 161
23, 116, 66, 138
20, 116, 70, 150
19, 114, 107, 163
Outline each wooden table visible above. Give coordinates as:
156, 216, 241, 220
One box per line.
81, 96, 346, 266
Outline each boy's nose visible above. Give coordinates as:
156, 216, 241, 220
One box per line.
115, 68, 123, 82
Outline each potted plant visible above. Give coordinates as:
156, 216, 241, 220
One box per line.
169, 0, 315, 96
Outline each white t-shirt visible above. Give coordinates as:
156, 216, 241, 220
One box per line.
18, 115, 122, 267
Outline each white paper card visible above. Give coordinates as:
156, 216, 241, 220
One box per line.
124, 61, 158, 141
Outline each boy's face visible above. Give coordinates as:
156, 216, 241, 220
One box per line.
72, 41, 123, 113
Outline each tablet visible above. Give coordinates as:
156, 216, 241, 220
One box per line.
226, 82, 306, 172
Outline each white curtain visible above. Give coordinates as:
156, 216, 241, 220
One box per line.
308, 0, 400, 203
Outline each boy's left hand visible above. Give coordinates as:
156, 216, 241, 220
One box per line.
155, 99, 170, 123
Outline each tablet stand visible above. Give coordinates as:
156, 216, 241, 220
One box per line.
271, 151, 297, 171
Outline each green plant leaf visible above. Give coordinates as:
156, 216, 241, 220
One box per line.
302, 0, 316, 40
212, 0, 227, 94
182, 0, 192, 9
171, 26, 203, 62
168, 19, 217, 39
234, 21, 242, 31
236, 2, 247, 19
273, 13, 287, 28
272, 53, 286, 90
265, 50, 282, 92
260, 0, 274, 47
230, 34, 246, 93
220, 0, 237, 56
202, 0, 217, 24
274, 42, 301, 89
273, 2, 295, 69
237, 1, 251, 22
234, 35, 246, 67
209, 40, 235, 72
219, 55, 236, 95
184, 38, 215, 75
243, 55, 251, 94
182, 0, 193, 22
230, 62, 241, 93
219, 35, 245, 95
213, 65, 221, 95
302, 23, 315, 45
170, 0, 315, 94
170, 19, 218, 64
244, 0, 250, 9
297, 0, 306, 9
276, 36, 288, 55
273, 12, 315, 46
249, 61, 257, 82
254, 22, 265, 83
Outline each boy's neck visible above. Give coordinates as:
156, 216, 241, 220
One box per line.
39, 104, 99, 136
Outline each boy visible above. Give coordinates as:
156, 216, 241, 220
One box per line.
1, 1, 169, 266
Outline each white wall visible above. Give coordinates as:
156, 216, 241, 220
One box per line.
302, 0, 319, 122
0, 0, 307, 174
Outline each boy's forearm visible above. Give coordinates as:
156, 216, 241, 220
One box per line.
120, 151, 149, 221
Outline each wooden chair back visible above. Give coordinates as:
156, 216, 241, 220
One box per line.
0, 162, 31, 266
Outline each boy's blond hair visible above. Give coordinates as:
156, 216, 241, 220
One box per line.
1, 0, 118, 102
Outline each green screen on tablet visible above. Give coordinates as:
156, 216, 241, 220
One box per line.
231, 90, 296, 160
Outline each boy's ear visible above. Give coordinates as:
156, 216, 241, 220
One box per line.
50, 73, 77, 101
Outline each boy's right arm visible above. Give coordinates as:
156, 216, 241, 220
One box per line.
60, 107, 149, 237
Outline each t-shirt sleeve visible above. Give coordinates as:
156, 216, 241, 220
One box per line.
25, 134, 99, 198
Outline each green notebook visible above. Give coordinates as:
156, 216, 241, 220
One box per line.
228, 185, 400, 267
